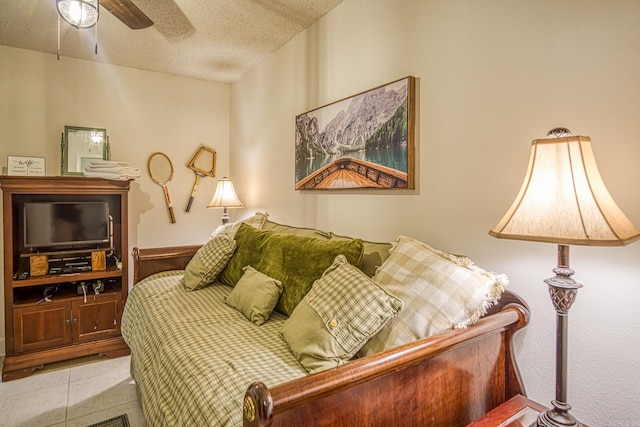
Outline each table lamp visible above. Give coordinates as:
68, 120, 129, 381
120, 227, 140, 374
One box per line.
489, 128, 640, 427
207, 177, 243, 224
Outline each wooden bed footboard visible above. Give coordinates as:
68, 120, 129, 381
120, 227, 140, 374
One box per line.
131, 245, 530, 426
242, 292, 529, 427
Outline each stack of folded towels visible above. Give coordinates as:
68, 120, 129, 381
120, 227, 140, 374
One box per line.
83, 160, 141, 181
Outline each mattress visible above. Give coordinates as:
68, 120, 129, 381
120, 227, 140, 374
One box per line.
121, 271, 308, 426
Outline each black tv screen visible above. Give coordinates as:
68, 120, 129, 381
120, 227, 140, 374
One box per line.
23, 202, 110, 249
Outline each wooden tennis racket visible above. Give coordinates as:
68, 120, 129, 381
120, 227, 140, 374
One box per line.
185, 146, 216, 212
148, 152, 177, 223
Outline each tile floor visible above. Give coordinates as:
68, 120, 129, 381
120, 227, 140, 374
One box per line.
0, 355, 146, 427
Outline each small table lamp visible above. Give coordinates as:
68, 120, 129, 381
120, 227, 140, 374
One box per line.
207, 177, 243, 224
489, 128, 640, 427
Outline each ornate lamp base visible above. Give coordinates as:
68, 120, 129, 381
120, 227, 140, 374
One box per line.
537, 244, 586, 427
537, 400, 584, 427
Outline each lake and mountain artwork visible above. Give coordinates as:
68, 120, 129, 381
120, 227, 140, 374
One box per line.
295, 76, 415, 190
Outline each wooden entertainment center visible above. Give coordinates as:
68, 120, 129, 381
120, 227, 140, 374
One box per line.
1, 176, 130, 381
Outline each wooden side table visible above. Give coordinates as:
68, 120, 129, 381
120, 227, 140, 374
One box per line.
467, 395, 547, 427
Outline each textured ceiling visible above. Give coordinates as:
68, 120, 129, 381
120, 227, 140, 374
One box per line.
0, 0, 344, 83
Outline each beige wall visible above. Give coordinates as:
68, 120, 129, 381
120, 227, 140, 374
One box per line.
2, 1, 639, 424
230, 1, 640, 425
0, 45, 230, 352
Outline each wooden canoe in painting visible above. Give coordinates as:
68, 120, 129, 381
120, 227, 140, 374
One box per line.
295, 157, 408, 190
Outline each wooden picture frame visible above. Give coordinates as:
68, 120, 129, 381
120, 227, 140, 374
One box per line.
295, 76, 415, 190
7, 156, 46, 176
61, 126, 108, 176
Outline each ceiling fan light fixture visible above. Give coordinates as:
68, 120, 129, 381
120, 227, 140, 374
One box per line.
56, 0, 99, 29
56, 0, 99, 60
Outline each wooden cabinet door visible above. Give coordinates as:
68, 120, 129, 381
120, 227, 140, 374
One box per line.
13, 302, 72, 353
72, 293, 122, 343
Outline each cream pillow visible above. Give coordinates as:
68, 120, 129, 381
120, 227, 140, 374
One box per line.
262, 218, 332, 239
281, 255, 402, 373
359, 235, 508, 356
210, 211, 269, 240
225, 266, 283, 325
182, 235, 237, 291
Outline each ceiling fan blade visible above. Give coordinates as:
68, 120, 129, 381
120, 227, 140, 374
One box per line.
100, 0, 153, 30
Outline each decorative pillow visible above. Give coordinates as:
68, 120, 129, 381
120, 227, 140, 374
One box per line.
182, 235, 237, 291
358, 235, 508, 356
225, 266, 283, 325
218, 223, 364, 316
262, 218, 332, 239
330, 232, 392, 277
281, 255, 403, 373
210, 211, 269, 240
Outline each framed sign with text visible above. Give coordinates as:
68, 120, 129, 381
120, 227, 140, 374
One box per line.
7, 156, 46, 176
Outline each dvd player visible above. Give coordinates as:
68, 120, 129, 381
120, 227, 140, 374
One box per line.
48, 258, 92, 274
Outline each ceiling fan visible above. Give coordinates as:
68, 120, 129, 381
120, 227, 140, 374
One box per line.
100, 0, 153, 30
56, 0, 193, 50
100, 0, 194, 40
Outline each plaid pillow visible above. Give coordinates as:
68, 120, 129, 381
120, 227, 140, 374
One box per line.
182, 235, 237, 291
281, 255, 402, 373
359, 235, 508, 356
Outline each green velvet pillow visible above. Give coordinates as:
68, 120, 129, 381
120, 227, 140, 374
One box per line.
225, 266, 283, 325
182, 235, 237, 291
219, 223, 364, 316
281, 255, 403, 373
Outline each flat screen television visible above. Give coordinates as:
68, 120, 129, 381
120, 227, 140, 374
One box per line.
23, 201, 110, 250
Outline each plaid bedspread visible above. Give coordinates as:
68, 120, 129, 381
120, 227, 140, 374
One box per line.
121, 271, 308, 426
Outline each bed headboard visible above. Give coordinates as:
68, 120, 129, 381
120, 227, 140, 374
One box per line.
132, 245, 202, 284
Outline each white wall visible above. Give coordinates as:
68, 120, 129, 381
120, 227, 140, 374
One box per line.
230, 1, 640, 425
0, 46, 230, 353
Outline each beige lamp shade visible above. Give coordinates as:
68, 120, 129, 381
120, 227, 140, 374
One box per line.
207, 177, 243, 209
489, 134, 640, 246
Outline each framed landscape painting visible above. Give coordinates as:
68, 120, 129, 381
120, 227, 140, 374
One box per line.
295, 76, 415, 190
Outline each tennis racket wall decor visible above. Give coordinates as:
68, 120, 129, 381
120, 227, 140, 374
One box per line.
185, 145, 216, 212
148, 152, 177, 223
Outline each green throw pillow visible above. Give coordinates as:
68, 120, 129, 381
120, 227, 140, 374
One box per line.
225, 266, 283, 326
182, 235, 237, 291
281, 255, 403, 373
219, 223, 364, 316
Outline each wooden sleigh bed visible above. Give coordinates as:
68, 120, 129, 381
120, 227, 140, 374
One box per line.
131, 244, 530, 427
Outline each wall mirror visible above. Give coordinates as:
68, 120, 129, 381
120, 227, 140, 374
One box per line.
61, 126, 110, 175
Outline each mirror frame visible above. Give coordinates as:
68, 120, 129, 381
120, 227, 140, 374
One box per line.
61, 126, 110, 176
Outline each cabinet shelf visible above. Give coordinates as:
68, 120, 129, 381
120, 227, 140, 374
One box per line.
13, 278, 122, 307
12, 267, 123, 288
19, 247, 116, 259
